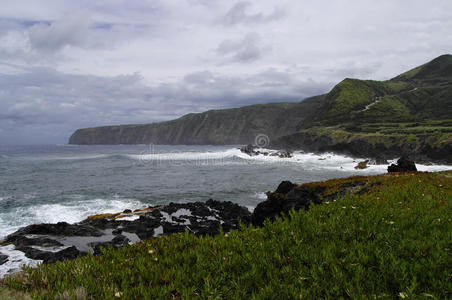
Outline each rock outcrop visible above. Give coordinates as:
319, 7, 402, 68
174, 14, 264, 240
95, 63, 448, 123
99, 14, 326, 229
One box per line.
251, 178, 381, 226
69, 96, 325, 145
1, 200, 251, 266
387, 156, 417, 172
0, 253, 7, 265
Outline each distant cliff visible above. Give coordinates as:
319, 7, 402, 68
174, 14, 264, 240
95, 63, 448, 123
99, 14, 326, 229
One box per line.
69, 55, 452, 163
69, 95, 325, 145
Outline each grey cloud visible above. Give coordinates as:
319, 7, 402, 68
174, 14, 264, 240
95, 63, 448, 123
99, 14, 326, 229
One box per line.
0, 65, 331, 144
219, 1, 284, 26
216, 33, 269, 63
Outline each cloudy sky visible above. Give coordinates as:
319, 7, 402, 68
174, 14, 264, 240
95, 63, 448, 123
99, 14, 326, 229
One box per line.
0, 0, 451, 144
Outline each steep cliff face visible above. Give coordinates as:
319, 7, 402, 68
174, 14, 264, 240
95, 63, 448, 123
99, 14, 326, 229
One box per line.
69, 95, 326, 145
70, 55, 452, 161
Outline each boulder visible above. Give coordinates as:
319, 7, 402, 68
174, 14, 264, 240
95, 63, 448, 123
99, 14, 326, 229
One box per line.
278, 150, 293, 158
274, 181, 296, 194
0, 254, 7, 265
240, 144, 258, 156
354, 160, 369, 169
388, 156, 417, 172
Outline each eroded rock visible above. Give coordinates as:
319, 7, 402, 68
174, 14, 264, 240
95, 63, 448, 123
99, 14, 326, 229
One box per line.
388, 156, 417, 172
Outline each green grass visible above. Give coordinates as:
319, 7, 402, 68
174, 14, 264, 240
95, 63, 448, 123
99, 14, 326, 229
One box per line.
1, 172, 451, 299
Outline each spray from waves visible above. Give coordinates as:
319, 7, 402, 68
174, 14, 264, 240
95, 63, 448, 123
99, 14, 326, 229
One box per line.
129, 148, 241, 161
127, 147, 452, 172
0, 197, 145, 239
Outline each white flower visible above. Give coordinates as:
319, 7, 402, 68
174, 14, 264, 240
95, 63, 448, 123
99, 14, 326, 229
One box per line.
115, 291, 123, 298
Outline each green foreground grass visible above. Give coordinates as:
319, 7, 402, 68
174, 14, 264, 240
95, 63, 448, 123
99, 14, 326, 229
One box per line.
1, 172, 451, 299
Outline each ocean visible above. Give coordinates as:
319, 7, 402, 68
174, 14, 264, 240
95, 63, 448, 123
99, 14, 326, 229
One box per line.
1, 144, 451, 240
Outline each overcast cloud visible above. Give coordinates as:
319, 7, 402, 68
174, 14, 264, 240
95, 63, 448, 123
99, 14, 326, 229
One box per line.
0, 0, 451, 144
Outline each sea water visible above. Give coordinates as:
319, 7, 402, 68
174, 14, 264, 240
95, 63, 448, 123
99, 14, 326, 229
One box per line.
1, 144, 451, 240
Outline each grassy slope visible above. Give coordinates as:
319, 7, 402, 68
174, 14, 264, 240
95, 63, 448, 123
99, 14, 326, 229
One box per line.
1, 171, 451, 299
274, 56, 452, 160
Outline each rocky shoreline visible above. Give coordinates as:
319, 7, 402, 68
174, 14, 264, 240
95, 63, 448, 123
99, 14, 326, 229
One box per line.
0, 157, 419, 278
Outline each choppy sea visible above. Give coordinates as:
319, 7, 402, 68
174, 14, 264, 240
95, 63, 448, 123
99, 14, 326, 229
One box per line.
1, 144, 451, 240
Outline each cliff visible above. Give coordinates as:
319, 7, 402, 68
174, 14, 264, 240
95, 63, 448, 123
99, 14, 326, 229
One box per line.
69, 55, 452, 162
69, 95, 325, 145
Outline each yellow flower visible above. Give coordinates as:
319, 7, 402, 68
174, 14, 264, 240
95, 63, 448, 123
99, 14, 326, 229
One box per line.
148, 249, 155, 254
399, 292, 407, 298
154, 257, 158, 262
224, 233, 229, 237
128, 242, 133, 246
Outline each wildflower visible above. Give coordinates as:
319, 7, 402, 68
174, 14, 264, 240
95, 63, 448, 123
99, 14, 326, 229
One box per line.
342, 206, 347, 209
148, 249, 155, 254
388, 221, 394, 225
128, 242, 133, 246
154, 257, 158, 262
224, 233, 229, 237
399, 292, 408, 298
300, 276, 308, 281
351, 206, 356, 209
115, 291, 123, 298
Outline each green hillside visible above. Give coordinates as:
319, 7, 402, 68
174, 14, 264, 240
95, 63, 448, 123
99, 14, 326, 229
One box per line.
69, 55, 452, 161
313, 54, 452, 126
273, 55, 452, 162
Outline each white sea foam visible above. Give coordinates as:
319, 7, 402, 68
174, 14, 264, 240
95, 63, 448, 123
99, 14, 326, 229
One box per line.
130, 149, 239, 162
0, 197, 144, 239
254, 192, 267, 200
124, 147, 452, 173
0, 244, 42, 279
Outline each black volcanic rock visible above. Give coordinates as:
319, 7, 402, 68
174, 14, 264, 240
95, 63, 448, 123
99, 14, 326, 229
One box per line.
7, 222, 103, 238
0, 254, 7, 265
274, 181, 296, 194
3, 200, 251, 266
251, 178, 380, 226
388, 156, 417, 172
240, 144, 258, 156
251, 184, 324, 226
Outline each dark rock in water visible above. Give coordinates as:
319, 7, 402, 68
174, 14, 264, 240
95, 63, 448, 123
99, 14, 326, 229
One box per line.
278, 150, 293, 158
0, 254, 7, 265
388, 156, 417, 172
354, 160, 369, 169
16, 246, 84, 264
240, 144, 258, 156
240, 144, 293, 158
7, 222, 103, 237
90, 235, 131, 256
3, 199, 251, 266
